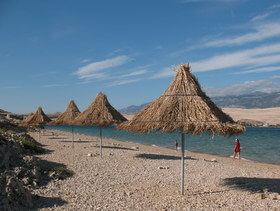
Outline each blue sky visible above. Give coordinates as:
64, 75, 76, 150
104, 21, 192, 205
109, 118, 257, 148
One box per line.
1, 0, 280, 113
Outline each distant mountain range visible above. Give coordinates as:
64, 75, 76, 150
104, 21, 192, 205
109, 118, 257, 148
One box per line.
119, 91, 280, 114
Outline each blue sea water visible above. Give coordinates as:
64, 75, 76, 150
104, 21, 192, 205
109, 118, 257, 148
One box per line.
45, 125, 280, 165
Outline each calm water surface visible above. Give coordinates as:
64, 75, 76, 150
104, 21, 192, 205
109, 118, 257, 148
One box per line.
45, 125, 280, 165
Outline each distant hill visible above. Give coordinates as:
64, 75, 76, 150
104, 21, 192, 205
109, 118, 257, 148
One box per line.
0, 109, 9, 114
119, 92, 280, 114
212, 91, 280, 108
119, 103, 149, 114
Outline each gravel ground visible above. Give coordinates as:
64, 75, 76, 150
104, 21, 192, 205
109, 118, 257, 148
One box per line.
30, 129, 280, 211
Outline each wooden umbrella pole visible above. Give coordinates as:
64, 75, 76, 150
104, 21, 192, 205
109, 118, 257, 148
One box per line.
72, 125, 74, 148
181, 133, 185, 195
100, 126, 103, 158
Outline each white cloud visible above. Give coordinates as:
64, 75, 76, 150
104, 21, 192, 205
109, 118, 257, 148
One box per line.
119, 70, 148, 78
250, 11, 274, 22
43, 84, 66, 88
81, 58, 91, 63
79, 72, 109, 80
150, 66, 176, 79
108, 78, 142, 87
269, 4, 280, 9
75, 55, 131, 79
192, 43, 280, 72
204, 23, 280, 47
205, 79, 280, 97
235, 66, 280, 74
153, 43, 280, 78
76, 80, 93, 85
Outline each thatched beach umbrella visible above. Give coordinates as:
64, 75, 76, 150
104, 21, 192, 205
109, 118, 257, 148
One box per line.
20, 106, 51, 141
117, 64, 245, 195
20, 106, 51, 127
49, 100, 81, 146
73, 92, 127, 157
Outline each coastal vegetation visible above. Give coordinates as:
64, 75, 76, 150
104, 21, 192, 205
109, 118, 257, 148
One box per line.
0, 120, 74, 210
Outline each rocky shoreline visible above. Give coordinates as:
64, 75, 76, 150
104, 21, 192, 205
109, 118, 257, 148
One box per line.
0, 122, 73, 211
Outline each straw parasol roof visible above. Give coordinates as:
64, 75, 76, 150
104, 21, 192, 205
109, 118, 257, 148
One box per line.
20, 106, 51, 126
73, 92, 127, 127
117, 64, 245, 136
49, 100, 80, 125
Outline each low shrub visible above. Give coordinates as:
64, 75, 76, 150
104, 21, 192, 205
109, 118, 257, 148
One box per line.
14, 136, 44, 153
52, 167, 74, 180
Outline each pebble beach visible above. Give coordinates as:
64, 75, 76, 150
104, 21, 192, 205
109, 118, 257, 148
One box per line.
30, 129, 280, 210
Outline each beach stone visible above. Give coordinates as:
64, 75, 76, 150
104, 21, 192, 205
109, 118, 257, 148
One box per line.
211, 158, 217, 162
131, 146, 139, 150
158, 166, 170, 170
87, 153, 93, 157
256, 193, 265, 200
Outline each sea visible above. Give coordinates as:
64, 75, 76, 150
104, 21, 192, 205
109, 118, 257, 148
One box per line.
44, 125, 280, 165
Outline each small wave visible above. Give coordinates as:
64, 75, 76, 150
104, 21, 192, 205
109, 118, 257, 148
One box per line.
229, 155, 250, 161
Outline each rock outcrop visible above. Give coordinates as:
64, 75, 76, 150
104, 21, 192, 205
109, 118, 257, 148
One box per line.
0, 130, 41, 210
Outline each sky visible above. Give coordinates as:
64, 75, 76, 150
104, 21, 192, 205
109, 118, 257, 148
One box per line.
1, 0, 280, 113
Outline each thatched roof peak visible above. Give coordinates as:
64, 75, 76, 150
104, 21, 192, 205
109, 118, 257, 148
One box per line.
117, 64, 245, 136
66, 100, 80, 113
73, 92, 127, 127
49, 100, 81, 125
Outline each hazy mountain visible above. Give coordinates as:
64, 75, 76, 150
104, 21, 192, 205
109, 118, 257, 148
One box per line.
119, 92, 280, 114
119, 103, 149, 114
213, 91, 280, 108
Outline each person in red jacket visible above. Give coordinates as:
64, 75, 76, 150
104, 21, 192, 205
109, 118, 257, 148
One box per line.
233, 138, 241, 160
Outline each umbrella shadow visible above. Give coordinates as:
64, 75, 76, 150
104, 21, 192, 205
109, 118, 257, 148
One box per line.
94, 145, 137, 151
37, 159, 67, 186
48, 137, 68, 140
60, 140, 93, 143
32, 195, 68, 209
135, 153, 197, 160
38, 148, 54, 155
222, 177, 280, 194
30, 159, 72, 209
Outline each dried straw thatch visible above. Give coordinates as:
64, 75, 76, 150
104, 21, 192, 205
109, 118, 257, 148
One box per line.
73, 92, 127, 127
20, 106, 51, 126
117, 64, 245, 136
49, 100, 80, 125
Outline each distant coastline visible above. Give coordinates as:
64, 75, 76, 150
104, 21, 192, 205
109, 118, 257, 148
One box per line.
1, 107, 280, 128
122, 107, 280, 128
